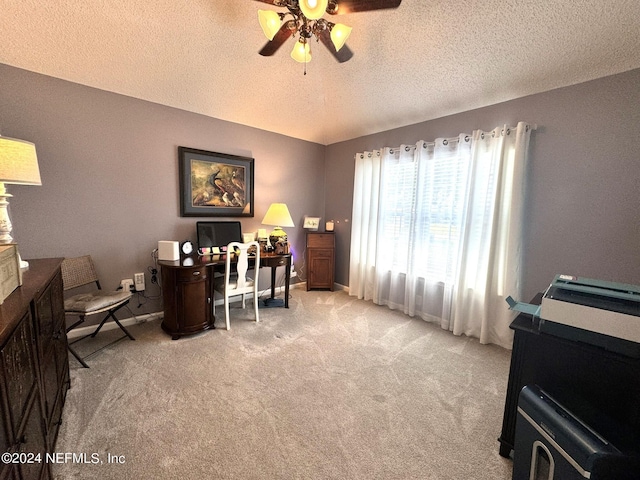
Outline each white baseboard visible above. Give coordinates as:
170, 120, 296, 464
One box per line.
67, 282, 339, 339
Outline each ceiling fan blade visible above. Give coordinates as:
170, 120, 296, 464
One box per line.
259, 23, 294, 56
328, 0, 402, 15
318, 29, 353, 63
252, 0, 281, 5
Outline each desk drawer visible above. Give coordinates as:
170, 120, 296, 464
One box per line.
307, 233, 334, 248
175, 267, 207, 282
262, 255, 288, 267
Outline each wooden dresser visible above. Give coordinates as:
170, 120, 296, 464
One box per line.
0, 258, 70, 480
306, 233, 335, 291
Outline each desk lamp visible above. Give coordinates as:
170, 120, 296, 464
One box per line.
261, 203, 294, 248
0, 136, 41, 268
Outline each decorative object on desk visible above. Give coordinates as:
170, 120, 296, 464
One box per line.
303, 216, 320, 230
256, 228, 269, 252
275, 240, 289, 255
325, 220, 334, 232
255, 0, 402, 65
181, 241, 194, 255
262, 203, 295, 247
0, 136, 42, 269
158, 241, 180, 261
178, 146, 254, 217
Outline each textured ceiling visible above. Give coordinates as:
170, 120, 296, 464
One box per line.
1, 0, 640, 145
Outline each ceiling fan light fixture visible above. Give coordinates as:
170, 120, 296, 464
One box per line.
299, 0, 329, 20
330, 23, 352, 51
291, 39, 311, 63
258, 10, 281, 40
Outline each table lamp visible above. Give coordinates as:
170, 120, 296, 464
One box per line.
0, 136, 42, 268
261, 203, 294, 247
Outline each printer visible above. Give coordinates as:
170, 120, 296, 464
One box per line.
507, 274, 640, 357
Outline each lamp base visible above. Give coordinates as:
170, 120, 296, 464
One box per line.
268, 226, 288, 247
0, 184, 14, 244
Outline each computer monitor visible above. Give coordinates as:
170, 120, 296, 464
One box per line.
196, 221, 242, 253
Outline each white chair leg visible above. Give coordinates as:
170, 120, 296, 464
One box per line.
254, 294, 259, 323
224, 294, 231, 330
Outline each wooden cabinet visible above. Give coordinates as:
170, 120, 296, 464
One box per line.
160, 261, 214, 339
306, 233, 335, 291
0, 258, 70, 480
34, 268, 69, 451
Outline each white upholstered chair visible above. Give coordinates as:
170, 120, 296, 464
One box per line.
61, 255, 134, 367
213, 241, 260, 330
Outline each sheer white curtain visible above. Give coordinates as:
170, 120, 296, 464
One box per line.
349, 122, 533, 349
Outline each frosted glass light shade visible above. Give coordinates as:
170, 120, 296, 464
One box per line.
330, 23, 352, 51
258, 10, 281, 40
291, 40, 311, 63
299, 0, 329, 20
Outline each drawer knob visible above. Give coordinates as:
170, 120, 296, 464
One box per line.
192, 271, 201, 276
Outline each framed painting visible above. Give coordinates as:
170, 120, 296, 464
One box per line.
179, 147, 254, 217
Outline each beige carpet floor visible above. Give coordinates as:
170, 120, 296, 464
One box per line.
53, 289, 513, 479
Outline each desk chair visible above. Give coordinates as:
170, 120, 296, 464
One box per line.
61, 255, 135, 368
213, 241, 260, 330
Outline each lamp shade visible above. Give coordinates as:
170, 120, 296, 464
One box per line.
258, 10, 281, 40
0, 137, 41, 185
262, 203, 295, 227
330, 23, 352, 51
299, 0, 329, 20
291, 40, 311, 63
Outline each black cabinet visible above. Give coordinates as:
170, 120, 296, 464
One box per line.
499, 294, 640, 458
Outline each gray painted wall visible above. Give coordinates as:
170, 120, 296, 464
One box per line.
325, 68, 640, 301
2, 63, 639, 314
0, 64, 326, 316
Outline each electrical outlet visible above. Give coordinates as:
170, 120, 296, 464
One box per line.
120, 279, 134, 292
134, 272, 145, 291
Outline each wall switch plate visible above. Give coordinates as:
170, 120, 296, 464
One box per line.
134, 272, 145, 291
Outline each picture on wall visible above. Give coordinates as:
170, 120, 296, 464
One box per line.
179, 147, 254, 217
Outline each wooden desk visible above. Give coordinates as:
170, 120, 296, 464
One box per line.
260, 252, 292, 308
158, 252, 291, 339
499, 293, 640, 458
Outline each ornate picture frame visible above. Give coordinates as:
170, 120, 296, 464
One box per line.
179, 147, 254, 217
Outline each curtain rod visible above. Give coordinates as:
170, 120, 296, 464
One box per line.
359, 123, 537, 158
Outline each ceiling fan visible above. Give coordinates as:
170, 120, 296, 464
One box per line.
254, 0, 402, 64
